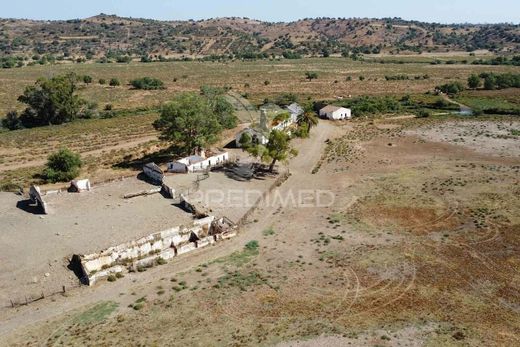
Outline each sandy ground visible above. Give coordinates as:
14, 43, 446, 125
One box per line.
1, 118, 519, 346
0, 177, 194, 304
406, 120, 520, 157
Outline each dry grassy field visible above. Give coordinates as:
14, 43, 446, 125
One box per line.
1, 57, 519, 114
1, 57, 519, 191
1, 115, 519, 346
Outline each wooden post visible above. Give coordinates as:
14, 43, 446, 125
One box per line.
10, 299, 14, 308
62, 285, 66, 293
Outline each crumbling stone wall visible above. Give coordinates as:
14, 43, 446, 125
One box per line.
75, 216, 236, 285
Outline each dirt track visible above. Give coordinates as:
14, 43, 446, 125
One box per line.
1, 118, 519, 346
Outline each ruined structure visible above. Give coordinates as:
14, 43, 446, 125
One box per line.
143, 162, 164, 183
73, 216, 237, 285
28, 185, 48, 214
69, 179, 91, 193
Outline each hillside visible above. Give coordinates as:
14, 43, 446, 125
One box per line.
0, 14, 519, 61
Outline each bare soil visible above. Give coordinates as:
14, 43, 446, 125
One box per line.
1, 117, 519, 346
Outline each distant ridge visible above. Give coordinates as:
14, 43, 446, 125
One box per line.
0, 14, 518, 58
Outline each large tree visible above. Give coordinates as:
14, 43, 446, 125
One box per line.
250, 130, 298, 172
17, 73, 88, 127
200, 85, 237, 129
154, 93, 223, 154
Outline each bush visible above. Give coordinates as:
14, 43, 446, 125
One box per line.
109, 78, 120, 87
416, 109, 431, 118
1, 111, 22, 130
107, 275, 117, 282
245, 240, 259, 251
82, 75, 93, 84
43, 148, 82, 183
467, 74, 481, 89
437, 82, 465, 95
130, 77, 165, 90
98, 78, 106, 85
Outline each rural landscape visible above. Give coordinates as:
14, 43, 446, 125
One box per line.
0, 3, 519, 347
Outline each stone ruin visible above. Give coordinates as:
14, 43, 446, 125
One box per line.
69, 179, 91, 193
72, 216, 237, 286
29, 185, 48, 214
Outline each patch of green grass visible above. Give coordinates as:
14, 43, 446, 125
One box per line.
216, 271, 269, 291
73, 301, 119, 325
262, 227, 275, 236
213, 241, 260, 267
456, 95, 519, 112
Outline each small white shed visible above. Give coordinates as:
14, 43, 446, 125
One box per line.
319, 105, 352, 120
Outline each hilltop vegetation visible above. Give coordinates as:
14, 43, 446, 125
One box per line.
0, 14, 519, 65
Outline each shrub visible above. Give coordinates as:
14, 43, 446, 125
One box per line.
1, 111, 22, 130
467, 74, 481, 89
109, 78, 120, 87
245, 240, 259, 251
130, 77, 165, 90
416, 109, 431, 118
82, 75, 93, 84
43, 148, 82, 183
437, 82, 465, 95
98, 78, 106, 85
107, 275, 116, 282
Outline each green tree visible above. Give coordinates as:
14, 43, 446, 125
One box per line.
1, 111, 22, 130
98, 78, 106, 85
17, 73, 87, 127
83, 75, 93, 84
484, 75, 497, 90
200, 86, 237, 129
153, 93, 222, 155
43, 148, 82, 183
257, 130, 298, 172
297, 104, 319, 132
109, 78, 121, 87
467, 74, 481, 89
305, 71, 318, 81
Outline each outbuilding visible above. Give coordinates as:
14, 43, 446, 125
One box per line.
319, 105, 352, 120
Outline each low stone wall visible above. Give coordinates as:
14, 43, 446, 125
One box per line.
74, 216, 236, 286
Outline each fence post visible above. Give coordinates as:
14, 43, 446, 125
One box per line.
62, 285, 66, 293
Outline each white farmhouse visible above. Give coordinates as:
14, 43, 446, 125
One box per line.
319, 105, 352, 120
168, 152, 229, 173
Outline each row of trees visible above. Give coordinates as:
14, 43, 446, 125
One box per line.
468, 73, 520, 90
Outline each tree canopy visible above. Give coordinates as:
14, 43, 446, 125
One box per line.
16, 73, 92, 128
244, 130, 297, 172
200, 85, 237, 129
153, 93, 225, 154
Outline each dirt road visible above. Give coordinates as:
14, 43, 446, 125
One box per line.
0, 121, 343, 340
